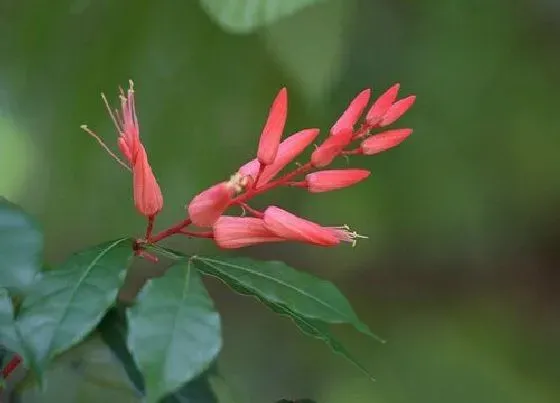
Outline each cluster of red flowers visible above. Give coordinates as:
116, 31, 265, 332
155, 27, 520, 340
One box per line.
83, 81, 415, 250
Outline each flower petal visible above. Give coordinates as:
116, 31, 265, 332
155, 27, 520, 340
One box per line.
257, 88, 288, 166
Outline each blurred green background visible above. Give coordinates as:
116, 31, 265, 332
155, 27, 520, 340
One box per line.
2, 0, 560, 402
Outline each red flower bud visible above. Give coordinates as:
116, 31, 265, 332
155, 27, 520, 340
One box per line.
239, 128, 320, 186
132, 144, 163, 217
365, 84, 400, 127
187, 182, 235, 227
257, 88, 288, 166
263, 206, 340, 246
311, 129, 353, 167
360, 128, 413, 155
305, 169, 370, 193
330, 89, 371, 136
213, 216, 284, 249
379, 96, 416, 127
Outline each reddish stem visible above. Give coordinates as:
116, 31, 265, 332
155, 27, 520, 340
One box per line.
149, 218, 192, 243
286, 181, 307, 188
179, 230, 214, 239
1, 355, 22, 380
353, 123, 371, 139
232, 162, 313, 205
342, 148, 363, 156
145, 215, 155, 241
137, 250, 159, 263
240, 203, 264, 218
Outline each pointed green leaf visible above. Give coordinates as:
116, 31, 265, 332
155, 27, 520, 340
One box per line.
187, 258, 374, 380
191, 256, 383, 342
199, 0, 326, 34
127, 260, 221, 403
0, 198, 43, 294
16, 238, 134, 370
269, 303, 375, 381
98, 307, 145, 394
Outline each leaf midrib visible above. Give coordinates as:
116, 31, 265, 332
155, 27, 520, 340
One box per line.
194, 256, 355, 324
46, 238, 128, 359
154, 261, 193, 399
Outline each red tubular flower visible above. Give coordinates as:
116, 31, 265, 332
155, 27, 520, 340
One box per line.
187, 182, 235, 227
379, 96, 416, 127
365, 84, 400, 127
133, 144, 164, 216
213, 216, 284, 249
239, 128, 320, 186
305, 169, 370, 193
360, 128, 413, 155
83, 81, 163, 218
311, 128, 353, 167
257, 87, 288, 166
330, 89, 371, 136
263, 206, 341, 246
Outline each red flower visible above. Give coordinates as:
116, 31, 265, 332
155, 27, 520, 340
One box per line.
330, 89, 371, 136
239, 128, 320, 186
82, 81, 163, 218
257, 88, 288, 166
263, 206, 362, 247
360, 128, 413, 155
365, 84, 400, 127
187, 179, 239, 227
379, 96, 416, 127
311, 128, 354, 167
213, 216, 284, 249
305, 169, 370, 193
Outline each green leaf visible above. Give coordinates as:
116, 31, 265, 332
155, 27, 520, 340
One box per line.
160, 371, 218, 403
199, 0, 326, 34
16, 238, 134, 371
127, 260, 221, 403
269, 303, 375, 381
262, 0, 350, 104
0, 288, 22, 355
98, 307, 145, 394
0, 288, 41, 379
191, 256, 383, 342
0, 197, 43, 294
190, 257, 374, 380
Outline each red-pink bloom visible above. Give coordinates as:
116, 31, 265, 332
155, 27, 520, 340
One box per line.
213, 216, 284, 249
84, 81, 163, 218
187, 182, 235, 227
305, 169, 370, 193
311, 128, 353, 167
239, 128, 320, 186
379, 96, 416, 127
263, 206, 340, 246
360, 128, 413, 155
365, 84, 400, 127
132, 144, 164, 216
330, 89, 371, 136
257, 88, 288, 166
